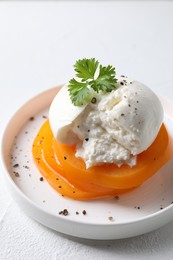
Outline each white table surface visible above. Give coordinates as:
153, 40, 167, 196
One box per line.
1, 1, 173, 259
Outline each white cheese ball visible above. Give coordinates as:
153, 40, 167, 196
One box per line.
49, 76, 163, 168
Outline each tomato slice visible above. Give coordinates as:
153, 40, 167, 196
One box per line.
32, 120, 131, 199
53, 123, 173, 190
33, 120, 173, 199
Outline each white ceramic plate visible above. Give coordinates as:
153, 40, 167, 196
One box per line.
1, 86, 173, 240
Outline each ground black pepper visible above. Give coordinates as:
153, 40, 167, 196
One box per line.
91, 97, 97, 104
23, 165, 29, 169
82, 210, 86, 215
59, 209, 69, 216
40, 177, 44, 181
13, 171, 20, 177
13, 164, 19, 168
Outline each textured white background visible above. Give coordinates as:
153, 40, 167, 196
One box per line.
1, 1, 173, 259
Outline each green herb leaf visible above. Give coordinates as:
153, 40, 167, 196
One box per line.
68, 58, 117, 106
74, 58, 99, 81
68, 79, 93, 106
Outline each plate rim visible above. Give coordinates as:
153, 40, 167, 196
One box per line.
1, 86, 173, 239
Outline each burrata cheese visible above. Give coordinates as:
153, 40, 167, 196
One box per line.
49, 76, 163, 168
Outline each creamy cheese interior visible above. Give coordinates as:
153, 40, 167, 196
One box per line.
49, 76, 163, 168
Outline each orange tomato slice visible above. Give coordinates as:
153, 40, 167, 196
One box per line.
53, 123, 173, 190
32, 120, 131, 199
32, 120, 173, 199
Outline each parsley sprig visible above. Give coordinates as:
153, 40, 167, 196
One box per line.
68, 58, 117, 106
